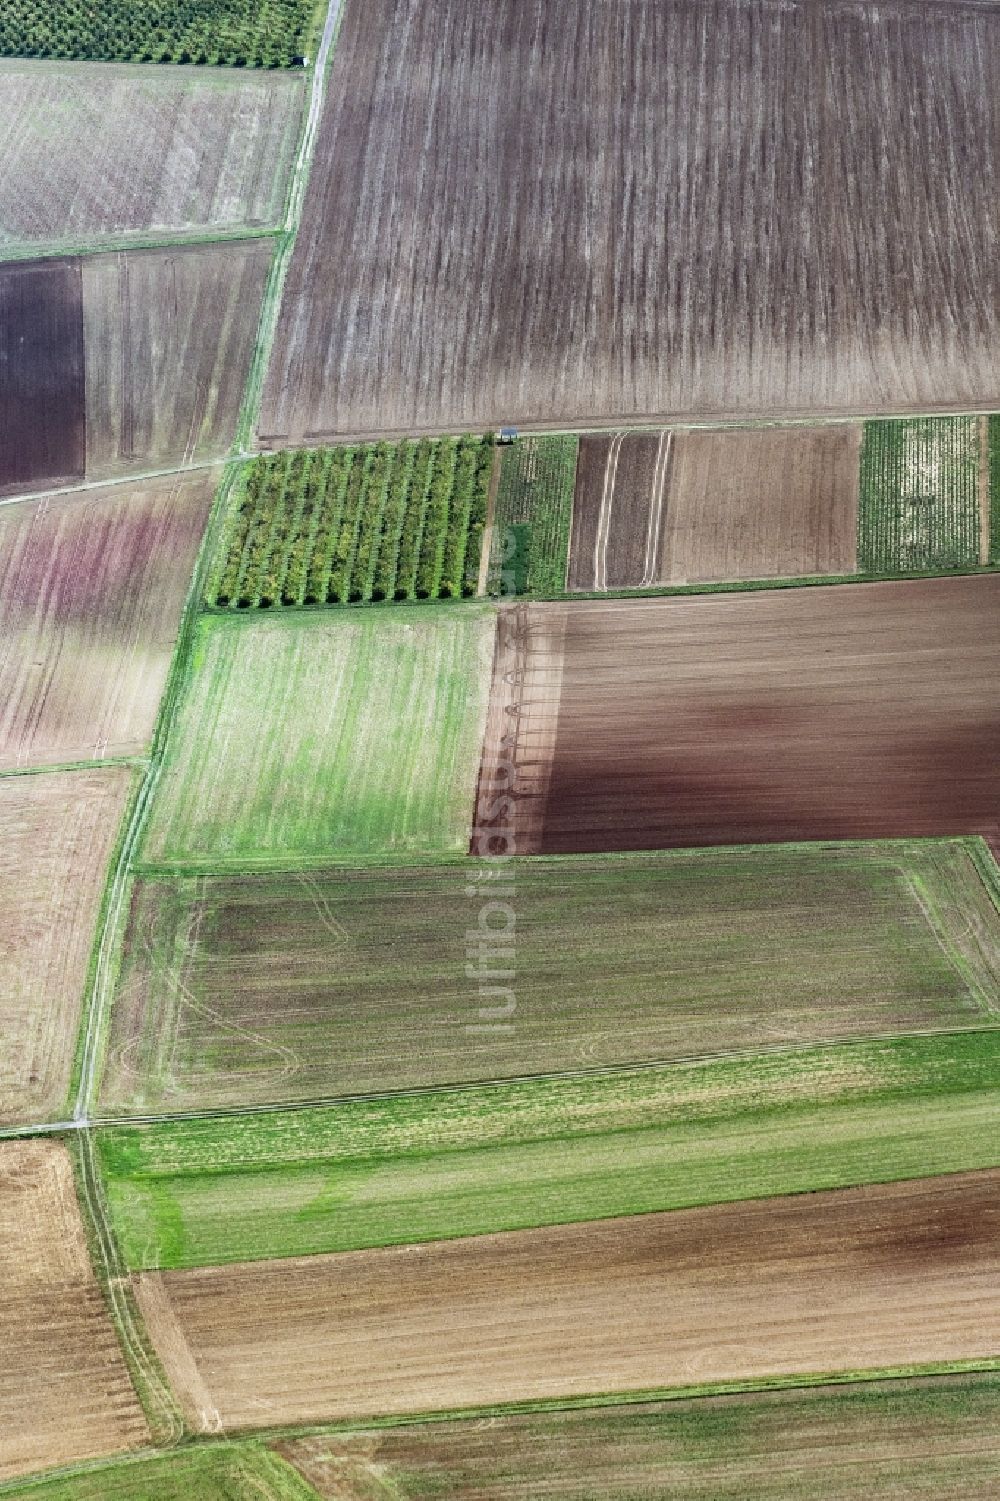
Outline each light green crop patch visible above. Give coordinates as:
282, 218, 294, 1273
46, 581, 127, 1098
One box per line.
0, 1444, 319, 1500
99, 1021, 1000, 1269
139, 606, 495, 866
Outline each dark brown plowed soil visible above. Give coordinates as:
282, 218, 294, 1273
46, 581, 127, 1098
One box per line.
0, 258, 84, 497
495, 576, 1000, 853
260, 0, 1000, 440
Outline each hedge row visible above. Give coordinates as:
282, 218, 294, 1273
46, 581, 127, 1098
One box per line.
206, 435, 495, 611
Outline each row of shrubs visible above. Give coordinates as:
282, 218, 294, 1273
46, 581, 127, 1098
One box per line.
0, 0, 314, 67
207, 435, 496, 611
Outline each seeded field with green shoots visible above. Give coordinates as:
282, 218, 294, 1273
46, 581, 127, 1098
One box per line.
207, 436, 493, 610
99, 839, 999, 1114
278, 1374, 1000, 1501
140, 607, 495, 866
858, 416, 981, 573
99, 1027, 1000, 1269
488, 435, 578, 595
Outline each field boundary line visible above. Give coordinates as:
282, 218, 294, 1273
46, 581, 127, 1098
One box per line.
226, 1358, 1000, 1445
0, 458, 224, 511
0, 227, 282, 267
69, 1129, 185, 1445
235, 0, 347, 452
979, 414, 991, 564
55, 1019, 1000, 1136
0, 754, 147, 780
259, 405, 1000, 447
476, 445, 502, 596
72, 464, 244, 1123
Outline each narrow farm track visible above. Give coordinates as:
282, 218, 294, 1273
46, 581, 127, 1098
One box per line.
49, 13, 350, 1445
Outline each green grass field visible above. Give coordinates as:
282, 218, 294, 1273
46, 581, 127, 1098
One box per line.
858, 416, 982, 572
98, 834, 997, 1111
0, 1445, 318, 1500
138, 607, 495, 866
206, 436, 493, 609
98, 1027, 1000, 1267
0, 0, 319, 67
276, 1374, 1000, 1500
488, 435, 578, 595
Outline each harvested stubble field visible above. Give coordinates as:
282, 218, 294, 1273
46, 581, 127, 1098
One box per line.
140, 607, 494, 866
0, 0, 319, 68
568, 425, 861, 590
0, 767, 132, 1126
0, 256, 84, 496
478, 576, 1000, 854
279, 1374, 1000, 1501
0, 61, 304, 255
0, 1139, 147, 1481
859, 415, 984, 573
486, 436, 578, 596
259, 0, 1000, 442
99, 1025, 1000, 1268
206, 434, 493, 609
82, 241, 272, 482
0, 1446, 321, 1501
99, 840, 998, 1114
136, 1170, 1000, 1426
0, 471, 214, 769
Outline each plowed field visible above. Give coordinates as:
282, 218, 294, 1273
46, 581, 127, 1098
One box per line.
0, 767, 132, 1126
0, 471, 214, 769
137, 1170, 1000, 1427
0, 1139, 147, 1480
0, 60, 302, 254
478, 577, 1000, 853
260, 0, 1000, 440
82, 240, 272, 481
568, 426, 861, 589
0, 257, 84, 496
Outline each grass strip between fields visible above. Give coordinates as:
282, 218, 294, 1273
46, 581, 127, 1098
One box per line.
0, 1443, 319, 1500
98, 1028, 1000, 1269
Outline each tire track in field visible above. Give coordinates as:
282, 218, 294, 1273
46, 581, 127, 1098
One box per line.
593, 431, 624, 590
640, 429, 672, 586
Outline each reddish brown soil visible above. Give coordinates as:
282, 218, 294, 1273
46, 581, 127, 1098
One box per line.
0, 258, 84, 497
259, 0, 1000, 441
0, 470, 215, 768
485, 576, 1000, 853
140, 1171, 1000, 1427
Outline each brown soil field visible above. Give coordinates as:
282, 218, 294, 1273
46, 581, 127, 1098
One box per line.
279, 1374, 1000, 1500
258, 0, 1000, 442
0, 471, 215, 769
478, 576, 1000, 854
138, 1170, 1000, 1427
0, 767, 132, 1125
0, 258, 84, 496
82, 241, 272, 481
0, 61, 303, 254
568, 426, 860, 589
0, 1139, 148, 1480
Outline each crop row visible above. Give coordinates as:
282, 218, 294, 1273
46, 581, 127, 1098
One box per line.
207, 435, 495, 610
0, 0, 315, 67
858, 416, 982, 573
488, 435, 579, 595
